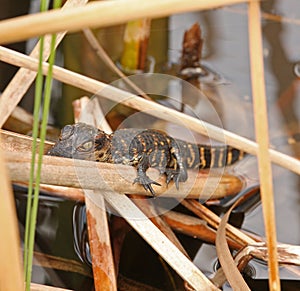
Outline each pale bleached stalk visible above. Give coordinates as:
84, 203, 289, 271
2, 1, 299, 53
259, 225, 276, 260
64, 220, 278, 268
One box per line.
101, 189, 220, 290
1, 46, 300, 176
248, 2, 280, 290
0, 144, 24, 291
0, 0, 248, 45
74, 98, 117, 291
0, 0, 89, 128
72, 96, 112, 132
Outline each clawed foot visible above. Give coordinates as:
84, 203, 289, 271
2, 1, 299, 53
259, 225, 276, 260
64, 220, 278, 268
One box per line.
166, 168, 188, 189
133, 175, 161, 196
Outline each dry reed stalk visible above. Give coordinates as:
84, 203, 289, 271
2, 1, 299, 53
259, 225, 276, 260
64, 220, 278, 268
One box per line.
101, 190, 220, 290
74, 98, 117, 291
0, 128, 54, 153
129, 194, 189, 257
85, 191, 118, 291
33, 251, 91, 278
0, 144, 23, 291
161, 210, 242, 250
181, 200, 257, 246
0, 0, 89, 129
4, 106, 34, 134
248, 2, 280, 290
6, 151, 243, 199
72, 96, 112, 132
34, 184, 85, 201
15, 182, 85, 201
215, 197, 251, 290
1, 46, 300, 176
2, 106, 60, 139
0, 0, 248, 45
236, 243, 300, 267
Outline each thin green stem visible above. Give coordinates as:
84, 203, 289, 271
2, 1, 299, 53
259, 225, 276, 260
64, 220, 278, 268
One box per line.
23, 35, 44, 283
24, 1, 61, 290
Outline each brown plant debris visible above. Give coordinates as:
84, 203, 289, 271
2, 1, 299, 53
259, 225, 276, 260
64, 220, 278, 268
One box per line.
180, 22, 203, 70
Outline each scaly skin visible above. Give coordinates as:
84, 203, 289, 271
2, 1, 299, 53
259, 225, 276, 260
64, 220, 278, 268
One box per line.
48, 123, 244, 195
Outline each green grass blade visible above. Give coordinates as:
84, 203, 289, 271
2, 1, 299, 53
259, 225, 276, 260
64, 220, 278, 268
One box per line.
24, 1, 61, 289
23, 35, 44, 283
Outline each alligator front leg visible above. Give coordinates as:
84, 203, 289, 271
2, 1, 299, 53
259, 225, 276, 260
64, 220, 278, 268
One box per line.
133, 154, 161, 196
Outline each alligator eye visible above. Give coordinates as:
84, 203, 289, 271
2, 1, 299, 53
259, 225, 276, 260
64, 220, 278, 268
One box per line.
77, 141, 93, 152
60, 125, 74, 140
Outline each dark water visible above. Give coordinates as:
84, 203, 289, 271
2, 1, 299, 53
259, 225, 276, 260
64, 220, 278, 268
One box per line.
14, 185, 93, 291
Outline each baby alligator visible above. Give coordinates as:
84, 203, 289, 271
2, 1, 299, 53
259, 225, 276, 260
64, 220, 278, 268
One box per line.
48, 123, 244, 195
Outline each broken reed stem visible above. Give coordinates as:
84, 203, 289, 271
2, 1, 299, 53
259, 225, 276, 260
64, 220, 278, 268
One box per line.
1, 46, 300, 176
236, 243, 300, 267
0, 0, 248, 45
248, 2, 280, 290
120, 19, 151, 71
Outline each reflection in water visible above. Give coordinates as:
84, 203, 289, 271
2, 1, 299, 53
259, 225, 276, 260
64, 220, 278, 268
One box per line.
262, 0, 300, 134
261, 0, 300, 245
